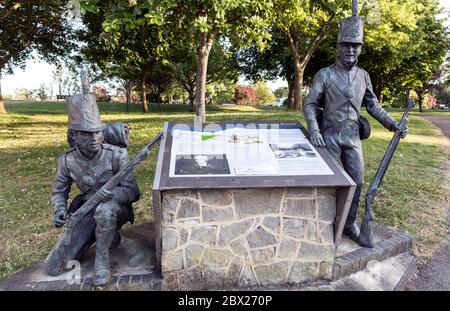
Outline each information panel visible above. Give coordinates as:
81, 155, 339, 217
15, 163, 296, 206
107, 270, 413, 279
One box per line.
169, 123, 333, 177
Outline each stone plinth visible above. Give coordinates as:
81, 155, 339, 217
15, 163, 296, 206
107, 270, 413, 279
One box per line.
160, 187, 337, 290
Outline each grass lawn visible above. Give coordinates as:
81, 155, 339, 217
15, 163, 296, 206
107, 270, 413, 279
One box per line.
0, 101, 449, 280
411, 109, 450, 116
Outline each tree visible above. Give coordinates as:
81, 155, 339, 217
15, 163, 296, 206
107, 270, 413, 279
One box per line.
0, 73, 4, 112
52, 63, 63, 97
78, 3, 168, 112
90, 0, 273, 121
250, 0, 440, 111
146, 63, 174, 112
358, 0, 436, 105
164, 1, 272, 121
168, 45, 197, 111
274, 86, 288, 99
238, 27, 334, 109
207, 80, 237, 105
395, 1, 449, 111
238, 28, 295, 108
253, 81, 276, 105
77, 7, 125, 94
0, 0, 76, 113
162, 82, 189, 105
269, 0, 349, 110
35, 84, 48, 101
169, 41, 240, 112
436, 86, 450, 105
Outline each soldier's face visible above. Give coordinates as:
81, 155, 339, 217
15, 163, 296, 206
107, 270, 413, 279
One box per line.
337, 43, 362, 64
75, 130, 103, 155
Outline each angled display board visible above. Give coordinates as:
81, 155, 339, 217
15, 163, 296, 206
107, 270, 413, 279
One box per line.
154, 120, 355, 190
169, 122, 333, 177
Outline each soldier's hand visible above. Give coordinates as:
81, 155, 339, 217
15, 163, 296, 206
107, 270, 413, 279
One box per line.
54, 208, 70, 228
310, 131, 326, 147
394, 122, 408, 138
97, 188, 114, 203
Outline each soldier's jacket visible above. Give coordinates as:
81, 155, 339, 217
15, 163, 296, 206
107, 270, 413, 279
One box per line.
303, 58, 397, 133
52, 144, 140, 212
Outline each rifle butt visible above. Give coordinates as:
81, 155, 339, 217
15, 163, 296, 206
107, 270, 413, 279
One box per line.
359, 219, 375, 248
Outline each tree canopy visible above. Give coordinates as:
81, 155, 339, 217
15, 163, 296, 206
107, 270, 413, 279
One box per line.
268, 0, 350, 110
0, 0, 76, 113
359, 0, 439, 104
239, 0, 448, 109
78, 2, 168, 112
80, 0, 273, 120
2, 0, 447, 115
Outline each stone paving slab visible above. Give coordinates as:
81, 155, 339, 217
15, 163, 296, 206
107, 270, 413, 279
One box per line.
292, 252, 416, 291
0, 223, 161, 291
333, 223, 414, 280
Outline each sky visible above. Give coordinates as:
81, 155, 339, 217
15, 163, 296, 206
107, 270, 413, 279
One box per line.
1, 0, 449, 96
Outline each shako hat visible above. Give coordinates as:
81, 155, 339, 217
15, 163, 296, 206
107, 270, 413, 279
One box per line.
67, 68, 104, 132
337, 0, 364, 45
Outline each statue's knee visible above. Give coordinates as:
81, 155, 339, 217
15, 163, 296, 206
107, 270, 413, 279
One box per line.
95, 202, 118, 227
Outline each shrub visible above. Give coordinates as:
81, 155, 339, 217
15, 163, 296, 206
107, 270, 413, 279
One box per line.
235, 85, 257, 105
253, 81, 276, 105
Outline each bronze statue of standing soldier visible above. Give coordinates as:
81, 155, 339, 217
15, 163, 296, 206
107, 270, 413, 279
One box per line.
43, 69, 140, 286
303, 0, 408, 245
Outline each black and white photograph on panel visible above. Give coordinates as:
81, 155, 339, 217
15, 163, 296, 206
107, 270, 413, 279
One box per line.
174, 154, 231, 175
269, 143, 317, 159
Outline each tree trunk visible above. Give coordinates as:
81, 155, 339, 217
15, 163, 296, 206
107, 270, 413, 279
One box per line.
188, 91, 195, 112
156, 95, 162, 113
293, 60, 304, 110
286, 30, 304, 111
140, 65, 149, 113
287, 80, 295, 110
125, 80, 131, 113
195, 30, 213, 122
182, 80, 196, 112
0, 73, 5, 114
375, 83, 384, 105
58, 78, 62, 99
418, 93, 424, 112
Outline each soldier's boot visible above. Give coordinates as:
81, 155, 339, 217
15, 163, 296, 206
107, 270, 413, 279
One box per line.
343, 222, 360, 242
94, 227, 115, 287
343, 184, 361, 243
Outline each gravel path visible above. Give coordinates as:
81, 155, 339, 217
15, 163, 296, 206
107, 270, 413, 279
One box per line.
408, 114, 450, 291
